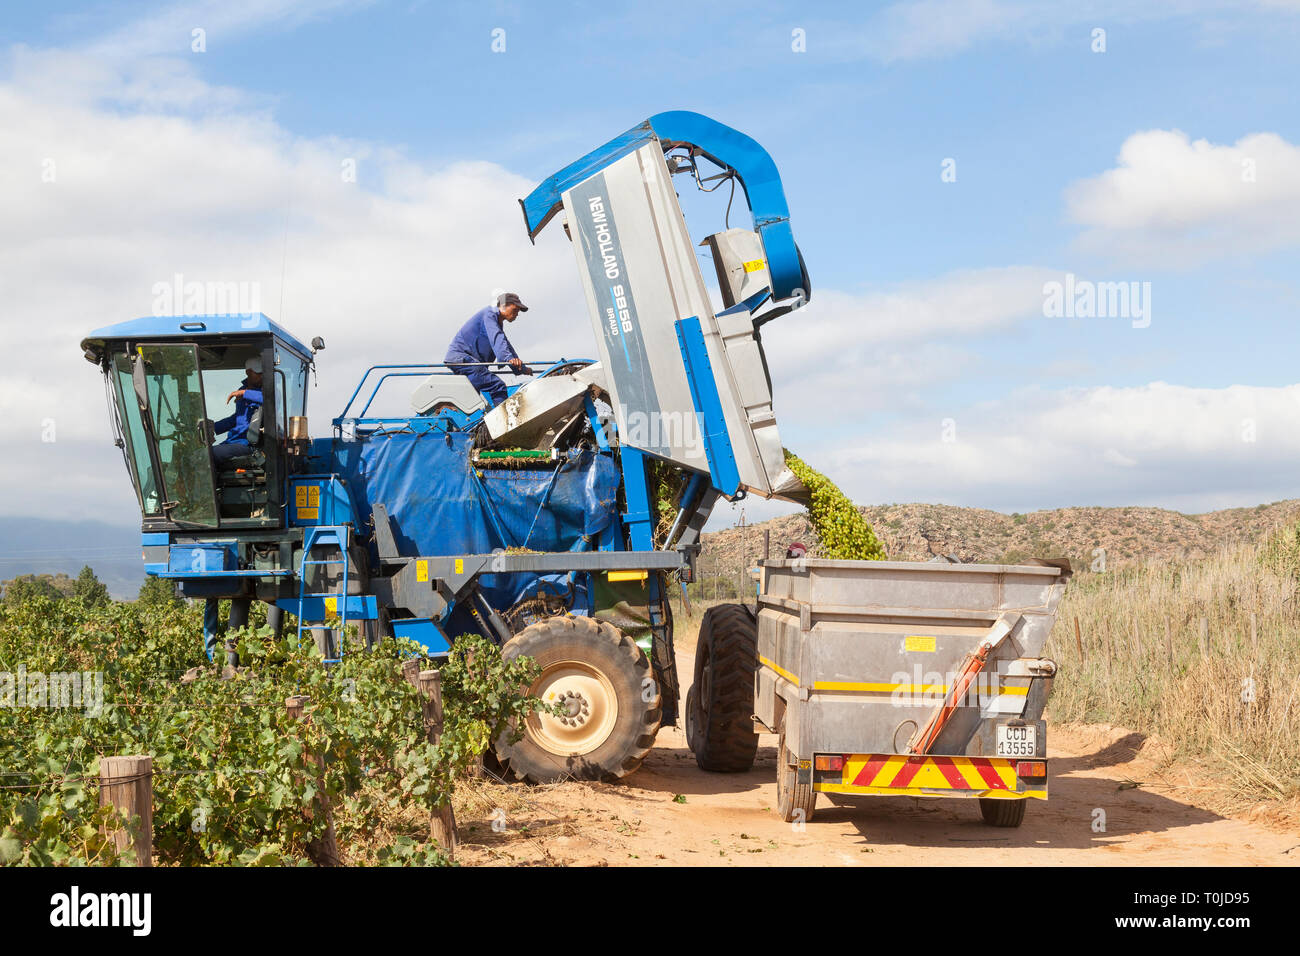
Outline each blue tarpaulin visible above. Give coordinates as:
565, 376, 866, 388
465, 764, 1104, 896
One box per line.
325, 430, 622, 625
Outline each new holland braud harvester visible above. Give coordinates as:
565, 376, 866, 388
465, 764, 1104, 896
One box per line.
81, 111, 814, 783
83, 111, 1070, 821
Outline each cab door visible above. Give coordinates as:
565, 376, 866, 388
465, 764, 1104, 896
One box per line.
137, 343, 220, 527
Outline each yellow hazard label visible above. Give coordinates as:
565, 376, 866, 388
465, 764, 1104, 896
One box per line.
308, 485, 320, 505
297, 507, 318, 520
324, 597, 337, 614
295, 486, 308, 506
416, 560, 428, 583
905, 635, 937, 652
454, 558, 464, 574
742, 258, 767, 273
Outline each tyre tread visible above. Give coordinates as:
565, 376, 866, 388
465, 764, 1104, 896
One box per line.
691, 604, 760, 772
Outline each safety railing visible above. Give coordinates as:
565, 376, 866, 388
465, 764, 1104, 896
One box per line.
333, 359, 590, 425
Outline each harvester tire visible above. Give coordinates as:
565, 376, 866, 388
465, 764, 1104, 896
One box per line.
978, 798, 1027, 828
495, 615, 661, 784
689, 603, 759, 772
776, 718, 816, 823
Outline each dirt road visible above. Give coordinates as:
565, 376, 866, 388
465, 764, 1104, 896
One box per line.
456, 639, 1300, 866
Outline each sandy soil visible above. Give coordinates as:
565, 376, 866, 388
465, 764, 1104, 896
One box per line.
454, 621, 1300, 867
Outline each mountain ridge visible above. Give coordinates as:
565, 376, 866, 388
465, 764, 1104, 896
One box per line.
700, 499, 1300, 570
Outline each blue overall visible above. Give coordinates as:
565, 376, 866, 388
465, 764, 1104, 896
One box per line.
444, 306, 519, 408
211, 379, 263, 465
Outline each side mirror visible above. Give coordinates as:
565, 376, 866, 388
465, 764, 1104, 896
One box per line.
311, 336, 325, 352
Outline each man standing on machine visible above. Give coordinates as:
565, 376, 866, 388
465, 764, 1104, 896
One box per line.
444, 292, 533, 408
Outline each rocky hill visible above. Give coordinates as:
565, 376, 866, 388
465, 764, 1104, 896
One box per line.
700, 499, 1300, 572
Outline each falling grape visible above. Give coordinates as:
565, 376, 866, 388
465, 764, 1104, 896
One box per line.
783, 449, 887, 560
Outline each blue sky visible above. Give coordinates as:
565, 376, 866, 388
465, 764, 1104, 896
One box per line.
2, 0, 1299, 529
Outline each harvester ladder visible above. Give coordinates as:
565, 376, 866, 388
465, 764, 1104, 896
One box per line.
296, 524, 351, 664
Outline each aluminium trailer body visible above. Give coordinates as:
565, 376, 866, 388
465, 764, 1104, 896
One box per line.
690, 557, 1071, 827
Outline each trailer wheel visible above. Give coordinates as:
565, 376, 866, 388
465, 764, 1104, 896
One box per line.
495, 615, 661, 783
776, 719, 816, 823
979, 798, 1027, 828
689, 603, 759, 772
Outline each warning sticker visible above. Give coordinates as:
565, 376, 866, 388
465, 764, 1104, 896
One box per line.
905, 635, 937, 653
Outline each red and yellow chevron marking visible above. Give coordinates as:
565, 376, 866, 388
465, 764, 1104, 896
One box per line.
815, 754, 1046, 800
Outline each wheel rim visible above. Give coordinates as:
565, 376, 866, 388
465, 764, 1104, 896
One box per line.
525, 659, 619, 756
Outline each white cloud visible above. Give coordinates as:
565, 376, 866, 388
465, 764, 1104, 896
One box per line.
762, 266, 1052, 369
756, 266, 1056, 432
823, 382, 1300, 512
1065, 129, 1300, 265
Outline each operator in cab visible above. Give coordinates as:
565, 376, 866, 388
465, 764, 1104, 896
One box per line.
444, 292, 533, 408
210, 355, 264, 465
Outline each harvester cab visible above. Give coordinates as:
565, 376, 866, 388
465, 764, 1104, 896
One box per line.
80, 315, 317, 530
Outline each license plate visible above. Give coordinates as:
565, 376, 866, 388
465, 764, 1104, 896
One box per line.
996, 723, 1037, 757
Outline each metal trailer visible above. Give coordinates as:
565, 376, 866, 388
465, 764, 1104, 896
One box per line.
78, 111, 818, 785
688, 557, 1072, 827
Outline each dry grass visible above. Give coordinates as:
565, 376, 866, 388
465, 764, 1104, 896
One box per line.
1047, 523, 1300, 804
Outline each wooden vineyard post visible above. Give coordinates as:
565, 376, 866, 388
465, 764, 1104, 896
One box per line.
418, 669, 458, 858
401, 658, 421, 690
1073, 616, 1084, 664
285, 695, 341, 866
99, 755, 153, 866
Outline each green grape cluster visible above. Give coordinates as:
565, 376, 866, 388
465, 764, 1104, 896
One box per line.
783, 449, 887, 560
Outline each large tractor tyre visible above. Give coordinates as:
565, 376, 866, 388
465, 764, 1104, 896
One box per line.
776, 718, 816, 824
689, 603, 759, 772
495, 615, 661, 784
978, 797, 1027, 828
